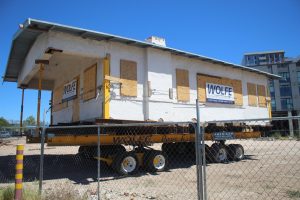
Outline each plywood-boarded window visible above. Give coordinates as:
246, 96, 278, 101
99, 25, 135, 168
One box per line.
247, 83, 257, 107
176, 69, 190, 102
197, 75, 206, 103
197, 74, 243, 106
232, 80, 243, 106
52, 84, 67, 112
257, 84, 267, 107
120, 60, 137, 97
83, 64, 97, 101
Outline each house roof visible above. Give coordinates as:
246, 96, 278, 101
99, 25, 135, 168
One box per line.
3, 18, 280, 82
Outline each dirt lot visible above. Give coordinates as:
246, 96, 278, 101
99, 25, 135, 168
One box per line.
0, 137, 299, 200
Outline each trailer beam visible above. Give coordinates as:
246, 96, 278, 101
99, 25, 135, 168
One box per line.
41, 131, 261, 146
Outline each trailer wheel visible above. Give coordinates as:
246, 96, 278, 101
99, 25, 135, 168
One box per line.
162, 143, 177, 158
112, 151, 139, 175
101, 145, 126, 157
211, 144, 228, 163
227, 144, 244, 161
144, 150, 167, 172
78, 146, 96, 159
205, 144, 214, 163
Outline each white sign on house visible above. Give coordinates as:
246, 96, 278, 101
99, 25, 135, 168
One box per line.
206, 83, 234, 104
62, 79, 77, 102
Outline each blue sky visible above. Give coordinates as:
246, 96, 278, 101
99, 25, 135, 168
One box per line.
0, 0, 299, 123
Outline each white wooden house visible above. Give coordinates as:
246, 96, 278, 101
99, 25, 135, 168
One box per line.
3, 19, 279, 125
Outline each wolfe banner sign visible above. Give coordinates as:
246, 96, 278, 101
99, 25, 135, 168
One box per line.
62, 79, 77, 102
206, 82, 235, 104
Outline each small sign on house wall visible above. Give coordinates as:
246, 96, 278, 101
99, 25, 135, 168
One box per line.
62, 79, 77, 102
206, 82, 235, 104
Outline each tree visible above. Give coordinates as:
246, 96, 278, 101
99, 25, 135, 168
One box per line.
23, 116, 36, 126
0, 117, 10, 127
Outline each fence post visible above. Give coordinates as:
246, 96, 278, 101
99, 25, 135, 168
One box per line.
201, 125, 207, 200
97, 126, 101, 200
39, 128, 45, 194
288, 111, 294, 138
196, 99, 204, 200
15, 144, 24, 200
298, 112, 300, 137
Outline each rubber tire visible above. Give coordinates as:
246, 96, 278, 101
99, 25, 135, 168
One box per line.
78, 146, 96, 159
211, 144, 228, 163
100, 145, 126, 157
112, 151, 139, 175
176, 143, 189, 154
226, 144, 236, 161
227, 144, 244, 161
162, 143, 177, 158
144, 150, 167, 172
185, 142, 196, 155
205, 144, 214, 163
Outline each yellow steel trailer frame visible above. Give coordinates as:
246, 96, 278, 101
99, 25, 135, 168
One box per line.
44, 131, 261, 146
26, 128, 261, 173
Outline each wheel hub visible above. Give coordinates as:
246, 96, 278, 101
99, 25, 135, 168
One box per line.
153, 155, 166, 170
121, 156, 137, 173
236, 147, 243, 159
218, 148, 227, 161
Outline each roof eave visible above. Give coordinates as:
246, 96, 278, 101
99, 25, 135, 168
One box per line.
2, 19, 31, 83
3, 18, 280, 83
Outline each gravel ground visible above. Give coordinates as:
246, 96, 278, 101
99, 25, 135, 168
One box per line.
0, 137, 299, 200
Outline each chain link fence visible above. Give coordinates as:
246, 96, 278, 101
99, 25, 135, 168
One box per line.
41, 122, 198, 200
202, 117, 300, 200
0, 127, 40, 194
1, 116, 300, 200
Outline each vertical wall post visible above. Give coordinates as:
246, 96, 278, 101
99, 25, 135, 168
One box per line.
35, 59, 48, 137
50, 91, 53, 125
102, 54, 110, 119
19, 88, 25, 135
14, 144, 24, 200
37, 64, 44, 130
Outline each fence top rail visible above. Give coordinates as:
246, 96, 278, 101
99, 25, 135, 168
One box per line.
204, 116, 300, 124
45, 121, 194, 129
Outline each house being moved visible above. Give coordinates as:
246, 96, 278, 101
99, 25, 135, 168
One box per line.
3, 19, 279, 126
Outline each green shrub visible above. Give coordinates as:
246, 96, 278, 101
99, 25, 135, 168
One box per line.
0, 184, 89, 200
23, 187, 40, 200
270, 131, 282, 139
287, 190, 300, 199
0, 186, 14, 200
0, 185, 40, 200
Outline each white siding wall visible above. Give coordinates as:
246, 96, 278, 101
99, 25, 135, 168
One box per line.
109, 42, 145, 120
169, 55, 269, 122
147, 48, 173, 121
52, 59, 102, 124
20, 31, 270, 124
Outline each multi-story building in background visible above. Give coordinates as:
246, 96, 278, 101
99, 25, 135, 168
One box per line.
242, 50, 300, 117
